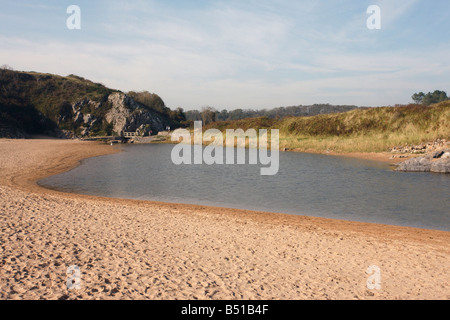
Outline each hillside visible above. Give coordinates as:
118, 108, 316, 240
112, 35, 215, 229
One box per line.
203, 102, 450, 153
0, 69, 177, 138
186, 104, 360, 123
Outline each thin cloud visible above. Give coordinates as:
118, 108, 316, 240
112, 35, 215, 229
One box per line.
0, 0, 448, 109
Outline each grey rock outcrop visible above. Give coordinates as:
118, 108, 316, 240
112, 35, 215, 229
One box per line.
72, 99, 99, 127
62, 92, 169, 137
105, 92, 167, 136
396, 156, 433, 172
396, 149, 450, 173
431, 158, 450, 173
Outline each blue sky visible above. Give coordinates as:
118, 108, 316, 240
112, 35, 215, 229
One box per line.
1, 0, 449, 110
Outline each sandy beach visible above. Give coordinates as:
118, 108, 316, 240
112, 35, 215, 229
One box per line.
0, 138, 448, 300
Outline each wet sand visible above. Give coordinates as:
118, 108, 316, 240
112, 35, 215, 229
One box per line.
0, 139, 448, 300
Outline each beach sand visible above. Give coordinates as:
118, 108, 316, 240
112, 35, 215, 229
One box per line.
0, 139, 448, 300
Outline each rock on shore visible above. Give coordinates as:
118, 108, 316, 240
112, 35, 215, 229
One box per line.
396, 150, 450, 173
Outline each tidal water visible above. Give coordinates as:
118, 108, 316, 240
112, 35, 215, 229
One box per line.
39, 144, 450, 231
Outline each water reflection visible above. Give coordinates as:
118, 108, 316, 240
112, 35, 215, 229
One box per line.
39, 144, 450, 231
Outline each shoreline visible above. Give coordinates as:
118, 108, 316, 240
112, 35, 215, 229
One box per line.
149, 130, 417, 165
1, 138, 449, 300
151, 137, 407, 165
8, 138, 427, 236
295, 149, 409, 164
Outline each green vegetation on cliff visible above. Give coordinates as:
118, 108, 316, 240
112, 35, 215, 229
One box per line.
0, 69, 184, 137
1, 70, 103, 136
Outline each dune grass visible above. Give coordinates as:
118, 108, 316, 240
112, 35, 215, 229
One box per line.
201, 102, 450, 153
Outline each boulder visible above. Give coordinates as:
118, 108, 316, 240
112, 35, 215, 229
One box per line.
396, 156, 432, 172
431, 158, 450, 173
432, 150, 444, 158
396, 151, 450, 173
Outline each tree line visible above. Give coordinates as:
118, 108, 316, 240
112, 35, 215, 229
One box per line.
185, 104, 359, 125
412, 90, 448, 106
127, 90, 187, 124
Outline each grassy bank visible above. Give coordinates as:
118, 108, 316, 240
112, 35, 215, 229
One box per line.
200, 102, 450, 153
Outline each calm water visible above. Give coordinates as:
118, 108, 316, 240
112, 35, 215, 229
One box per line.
39, 144, 450, 231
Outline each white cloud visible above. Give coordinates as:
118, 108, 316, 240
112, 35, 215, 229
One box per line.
2, 33, 449, 109
377, 0, 420, 29
1, 0, 448, 109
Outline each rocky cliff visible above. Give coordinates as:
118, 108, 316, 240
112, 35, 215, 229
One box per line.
0, 69, 174, 138
104, 92, 167, 136
71, 92, 169, 137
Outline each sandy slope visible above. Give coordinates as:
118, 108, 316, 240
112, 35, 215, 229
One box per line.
0, 139, 448, 300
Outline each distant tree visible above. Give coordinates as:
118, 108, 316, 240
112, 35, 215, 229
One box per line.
186, 104, 359, 122
229, 108, 244, 120
423, 93, 432, 105
412, 92, 425, 104
200, 106, 216, 125
439, 91, 448, 102
0, 64, 13, 70
412, 90, 448, 106
217, 109, 229, 121
185, 110, 202, 121
169, 107, 186, 123
127, 90, 169, 114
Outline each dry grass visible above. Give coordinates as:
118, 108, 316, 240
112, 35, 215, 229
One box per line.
200, 102, 450, 153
